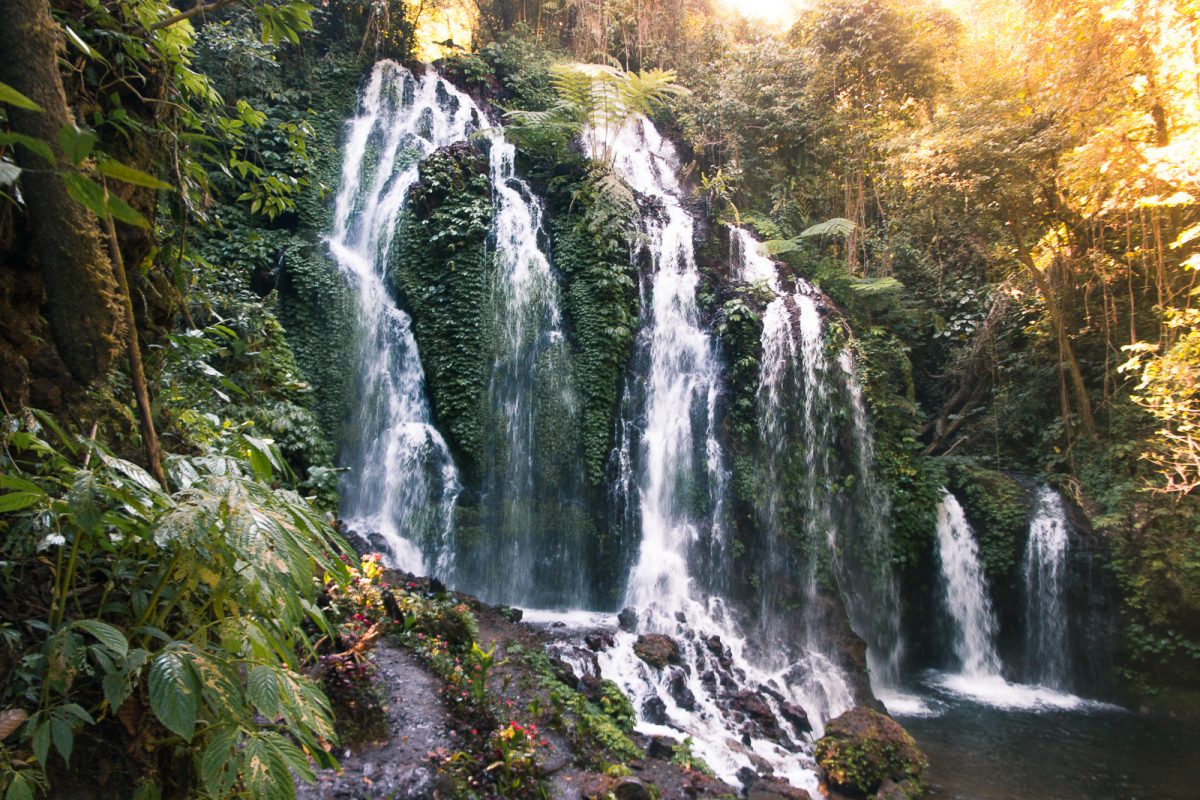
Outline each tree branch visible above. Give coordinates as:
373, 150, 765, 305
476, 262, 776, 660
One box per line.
148, 0, 241, 31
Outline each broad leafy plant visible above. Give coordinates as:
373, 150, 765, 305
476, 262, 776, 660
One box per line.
0, 413, 352, 799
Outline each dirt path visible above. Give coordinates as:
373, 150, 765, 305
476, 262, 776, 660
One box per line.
296, 639, 458, 799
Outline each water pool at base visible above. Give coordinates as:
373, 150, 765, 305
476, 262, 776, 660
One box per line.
895, 678, 1200, 800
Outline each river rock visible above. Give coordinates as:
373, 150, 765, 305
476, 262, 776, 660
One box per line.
585, 631, 615, 651
747, 776, 813, 800
647, 735, 676, 759
668, 668, 696, 710
779, 701, 811, 733
633, 633, 681, 668
814, 707, 927, 799
618, 607, 639, 632
549, 656, 578, 688
614, 778, 652, 800
642, 695, 668, 724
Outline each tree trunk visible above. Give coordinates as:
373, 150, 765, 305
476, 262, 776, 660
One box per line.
0, 0, 124, 384
1008, 214, 1097, 438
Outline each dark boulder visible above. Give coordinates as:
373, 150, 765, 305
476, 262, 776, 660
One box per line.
618, 607, 639, 632
779, 701, 811, 733
585, 631, 615, 651
548, 656, 578, 689
633, 634, 681, 668
642, 695, 668, 724
668, 669, 696, 710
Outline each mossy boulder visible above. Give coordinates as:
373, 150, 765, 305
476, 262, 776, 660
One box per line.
814, 707, 927, 799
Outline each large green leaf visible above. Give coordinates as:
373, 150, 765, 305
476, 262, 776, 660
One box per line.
0, 491, 42, 512
0, 81, 42, 112
74, 620, 128, 659
148, 650, 201, 740
57, 125, 96, 166
247, 665, 281, 720
97, 158, 173, 191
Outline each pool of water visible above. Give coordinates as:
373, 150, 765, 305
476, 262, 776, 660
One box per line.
892, 672, 1200, 800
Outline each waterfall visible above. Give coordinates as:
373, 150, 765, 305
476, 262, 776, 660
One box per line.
468, 136, 590, 608
935, 491, 1002, 677
608, 115, 728, 614
1023, 486, 1071, 689
732, 229, 904, 707
330, 62, 474, 571
333, 62, 585, 602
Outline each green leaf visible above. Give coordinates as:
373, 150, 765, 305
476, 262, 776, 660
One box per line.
0, 491, 42, 512
799, 217, 857, 238
0, 81, 43, 112
57, 125, 97, 166
31, 720, 49, 766
5, 773, 34, 800
50, 718, 73, 764
61, 25, 94, 58
0, 132, 54, 163
148, 650, 200, 741
74, 620, 129, 658
200, 729, 241, 798
247, 665, 282, 720
104, 191, 150, 228
97, 158, 173, 191
63, 173, 107, 217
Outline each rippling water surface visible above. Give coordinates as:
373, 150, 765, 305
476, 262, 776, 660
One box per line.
895, 674, 1200, 800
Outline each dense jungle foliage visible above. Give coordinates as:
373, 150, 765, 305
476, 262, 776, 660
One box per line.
1, 0, 1200, 795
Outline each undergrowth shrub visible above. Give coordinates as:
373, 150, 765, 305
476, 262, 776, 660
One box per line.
0, 413, 353, 799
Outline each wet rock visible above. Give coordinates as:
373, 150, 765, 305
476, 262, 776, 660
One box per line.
779, 701, 811, 733
746, 777, 813, 800
700, 670, 717, 690
736, 767, 760, 787
731, 690, 776, 723
705, 635, 725, 656
578, 674, 604, 703
614, 778, 652, 800
642, 695, 668, 724
494, 605, 523, 622
634, 634, 681, 668
647, 736, 676, 759
815, 707, 927, 799
876, 777, 924, 800
585, 631, 614, 651
675, 611, 688, 624
618, 607, 639, 632
549, 656, 579, 689
668, 669, 696, 710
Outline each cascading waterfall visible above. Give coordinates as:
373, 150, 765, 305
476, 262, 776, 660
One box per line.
734, 229, 855, 718
333, 62, 587, 602
733, 229, 906, 707
578, 119, 834, 793
1022, 486, 1071, 689
934, 491, 1002, 677
470, 138, 590, 608
331, 62, 474, 572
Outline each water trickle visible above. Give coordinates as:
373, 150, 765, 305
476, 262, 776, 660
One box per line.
935, 491, 1002, 677
1023, 486, 1071, 689
331, 62, 476, 572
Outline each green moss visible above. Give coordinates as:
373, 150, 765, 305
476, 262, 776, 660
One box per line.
947, 462, 1032, 579
549, 194, 638, 485
390, 143, 495, 477
814, 708, 927, 798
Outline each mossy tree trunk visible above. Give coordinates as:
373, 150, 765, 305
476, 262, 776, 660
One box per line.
0, 0, 124, 385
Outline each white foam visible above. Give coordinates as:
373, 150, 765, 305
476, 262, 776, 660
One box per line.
931, 672, 1118, 712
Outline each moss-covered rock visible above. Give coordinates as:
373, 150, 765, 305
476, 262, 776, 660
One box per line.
391, 142, 495, 477
815, 707, 927, 799
947, 462, 1033, 580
